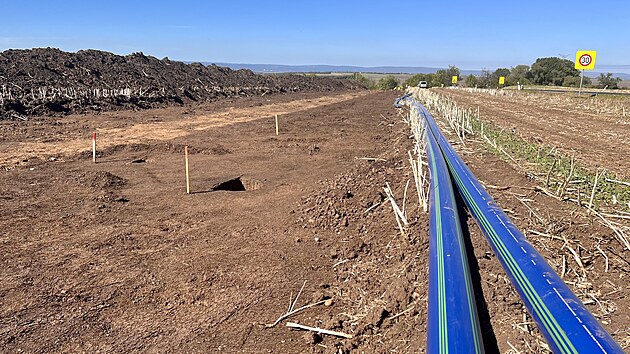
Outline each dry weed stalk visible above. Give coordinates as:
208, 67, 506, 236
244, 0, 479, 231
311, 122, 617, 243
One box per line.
0, 84, 274, 108
267, 281, 328, 328
395, 94, 430, 214
285, 322, 352, 339
383, 182, 408, 237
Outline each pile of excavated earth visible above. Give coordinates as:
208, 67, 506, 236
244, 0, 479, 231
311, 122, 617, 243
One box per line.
0, 48, 364, 119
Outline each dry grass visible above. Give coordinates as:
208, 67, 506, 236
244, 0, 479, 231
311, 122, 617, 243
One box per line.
454, 86, 630, 119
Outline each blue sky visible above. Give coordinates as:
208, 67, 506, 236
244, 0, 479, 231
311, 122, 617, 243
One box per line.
1, 0, 628, 71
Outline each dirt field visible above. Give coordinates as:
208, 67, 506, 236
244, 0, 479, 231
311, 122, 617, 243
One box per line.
1, 90, 629, 353
437, 87, 630, 179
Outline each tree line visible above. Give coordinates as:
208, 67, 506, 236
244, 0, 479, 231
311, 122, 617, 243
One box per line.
356, 57, 624, 90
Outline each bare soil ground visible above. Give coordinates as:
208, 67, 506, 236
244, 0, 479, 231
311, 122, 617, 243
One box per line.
1, 90, 628, 353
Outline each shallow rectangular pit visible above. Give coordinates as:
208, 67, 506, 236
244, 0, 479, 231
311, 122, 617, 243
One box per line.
211, 176, 262, 192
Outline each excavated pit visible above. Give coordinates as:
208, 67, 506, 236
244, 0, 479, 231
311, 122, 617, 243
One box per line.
211, 176, 263, 192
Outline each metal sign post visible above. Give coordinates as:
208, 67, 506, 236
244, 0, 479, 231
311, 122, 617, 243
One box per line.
575, 50, 596, 95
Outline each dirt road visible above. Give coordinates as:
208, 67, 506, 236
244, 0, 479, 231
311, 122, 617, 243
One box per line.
0, 91, 369, 168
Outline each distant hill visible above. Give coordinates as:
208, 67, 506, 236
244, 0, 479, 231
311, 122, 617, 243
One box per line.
201, 62, 630, 80
587, 71, 630, 80
594, 65, 630, 80
205, 63, 484, 76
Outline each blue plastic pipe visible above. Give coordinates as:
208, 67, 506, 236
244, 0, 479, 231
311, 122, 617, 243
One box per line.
425, 112, 485, 353
412, 99, 623, 354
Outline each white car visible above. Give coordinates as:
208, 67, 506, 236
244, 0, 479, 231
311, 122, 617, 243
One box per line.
418, 81, 428, 88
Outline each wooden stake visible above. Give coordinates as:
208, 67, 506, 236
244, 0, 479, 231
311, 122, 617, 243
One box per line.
185, 145, 190, 194
275, 114, 279, 136
92, 132, 96, 163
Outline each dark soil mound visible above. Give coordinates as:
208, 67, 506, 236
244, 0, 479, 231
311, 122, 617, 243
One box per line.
0, 48, 365, 119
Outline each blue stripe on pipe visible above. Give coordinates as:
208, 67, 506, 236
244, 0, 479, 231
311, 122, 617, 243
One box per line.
407, 99, 623, 354
425, 111, 484, 354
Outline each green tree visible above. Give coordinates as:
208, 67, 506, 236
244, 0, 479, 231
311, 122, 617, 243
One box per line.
464, 74, 478, 88
431, 65, 460, 87
562, 76, 592, 87
597, 73, 622, 89
349, 73, 374, 88
530, 57, 579, 86
507, 64, 531, 86
446, 65, 460, 85
375, 75, 399, 90
431, 70, 447, 87
584, 76, 593, 87
492, 68, 511, 86
477, 69, 493, 88
404, 73, 432, 87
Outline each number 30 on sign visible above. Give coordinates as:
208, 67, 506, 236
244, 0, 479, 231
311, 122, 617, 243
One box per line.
575, 50, 596, 70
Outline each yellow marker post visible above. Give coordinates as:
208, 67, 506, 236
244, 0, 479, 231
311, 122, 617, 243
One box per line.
499, 76, 505, 85
451, 76, 458, 84
275, 114, 279, 136
575, 50, 597, 95
184, 145, 190, 194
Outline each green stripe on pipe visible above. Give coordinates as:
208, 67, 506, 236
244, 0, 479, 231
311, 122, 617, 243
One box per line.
444, 159, 577, 354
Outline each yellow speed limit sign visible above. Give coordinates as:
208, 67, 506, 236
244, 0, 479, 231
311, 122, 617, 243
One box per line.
499, 76, 505, 85
451, 76, 458, 84
575, 50, 596, 70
